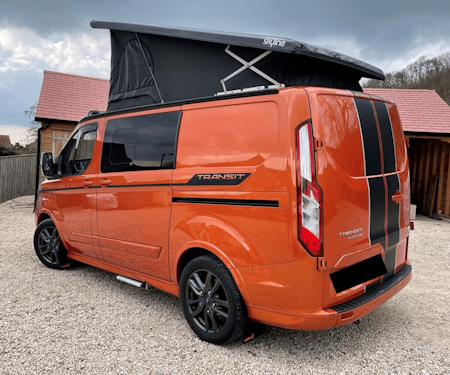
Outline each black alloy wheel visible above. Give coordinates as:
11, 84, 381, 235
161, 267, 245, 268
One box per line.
180, 255, 242, 344
34, 218, 66, 269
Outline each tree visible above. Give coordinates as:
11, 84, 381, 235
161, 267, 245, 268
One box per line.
363, 51, 450, 105
24, 104, 40, 145
23, 103, 40, 153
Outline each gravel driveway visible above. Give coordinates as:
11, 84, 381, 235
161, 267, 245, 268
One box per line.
1, 196, 449, 375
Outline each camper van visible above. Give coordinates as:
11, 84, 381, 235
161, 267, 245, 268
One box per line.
34, 22, 412, 344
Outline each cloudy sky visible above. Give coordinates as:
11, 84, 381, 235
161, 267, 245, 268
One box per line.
1, 0, 450, 144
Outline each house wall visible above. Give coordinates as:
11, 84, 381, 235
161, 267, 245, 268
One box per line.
408, 137, 450, 216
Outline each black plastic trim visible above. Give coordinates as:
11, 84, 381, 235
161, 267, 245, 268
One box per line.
106, 184, 171, 188
172, 197, 279, 207
42, 187, 83, 192
330, 264, 412, 313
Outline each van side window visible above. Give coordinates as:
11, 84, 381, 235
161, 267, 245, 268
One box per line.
60, 126, 97, 176
101, 111, 180, 173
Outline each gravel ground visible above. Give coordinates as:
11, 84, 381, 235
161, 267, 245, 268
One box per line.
0, 195, 449, 375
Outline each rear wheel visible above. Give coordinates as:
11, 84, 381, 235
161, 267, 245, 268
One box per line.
180, 255, 242, 344
34, 219, 66, 269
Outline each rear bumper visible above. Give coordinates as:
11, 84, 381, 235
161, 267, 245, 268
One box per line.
246, 263, 412, 330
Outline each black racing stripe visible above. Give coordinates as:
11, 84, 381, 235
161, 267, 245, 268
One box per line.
172, 197, 279, 207
384, 245, 397, 280
374, 101, 396, 174
354, 98, 382, 176
386, 174, 400, 248
368, 177, 386, 248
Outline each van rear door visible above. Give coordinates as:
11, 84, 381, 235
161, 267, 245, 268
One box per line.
306, 88, 410, 307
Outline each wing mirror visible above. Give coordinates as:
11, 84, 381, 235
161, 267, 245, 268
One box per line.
41, 152, 56, 177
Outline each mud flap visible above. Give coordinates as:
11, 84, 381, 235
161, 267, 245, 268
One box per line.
241, 311, 266, 344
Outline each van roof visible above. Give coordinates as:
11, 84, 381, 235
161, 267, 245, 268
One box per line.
91, 21, 384, 81
91, 21, 385, 111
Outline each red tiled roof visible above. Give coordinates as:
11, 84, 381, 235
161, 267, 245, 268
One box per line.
35, 71, 109, 123
364, 88, 450, 134
0, 135, 12, 147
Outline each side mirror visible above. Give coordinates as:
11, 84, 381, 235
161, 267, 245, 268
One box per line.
41, 152, 55, 177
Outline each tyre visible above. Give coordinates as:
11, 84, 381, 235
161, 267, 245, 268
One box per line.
180, 255, 242, 344
33, 218, 66, 269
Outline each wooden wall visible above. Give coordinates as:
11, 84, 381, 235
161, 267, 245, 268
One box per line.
39, 122, 76, 185
408, 137, 450, 216
0, 154, 37, 203
41, 122, 76, 157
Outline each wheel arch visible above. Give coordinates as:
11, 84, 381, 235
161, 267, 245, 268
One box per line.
35, 210, 70, 252
174, 244, 252, 305
37, 212, 51, 224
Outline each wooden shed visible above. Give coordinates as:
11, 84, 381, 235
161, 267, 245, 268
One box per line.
34, 71, 109, 158
365, 89, 450, 217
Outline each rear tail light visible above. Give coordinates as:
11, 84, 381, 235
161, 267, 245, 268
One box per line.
297, 123, 323, 257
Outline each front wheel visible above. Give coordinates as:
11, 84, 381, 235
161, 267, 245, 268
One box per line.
33, 218, 66, 269
180, 255, 242, 344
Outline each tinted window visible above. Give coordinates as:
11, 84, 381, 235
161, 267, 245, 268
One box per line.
101, 111, 180, 173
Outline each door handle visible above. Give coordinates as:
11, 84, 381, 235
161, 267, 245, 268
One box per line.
100, 179, 112, 187
83, 180, 93, 188
392, 190, 403, 204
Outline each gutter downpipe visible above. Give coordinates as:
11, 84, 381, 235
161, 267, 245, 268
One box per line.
34, 122, 50, 211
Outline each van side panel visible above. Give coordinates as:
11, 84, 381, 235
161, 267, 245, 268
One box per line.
170, 93, 310, 278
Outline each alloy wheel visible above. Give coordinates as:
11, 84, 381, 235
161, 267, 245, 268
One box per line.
185, 269, 230, 334
37, 225, 61, 265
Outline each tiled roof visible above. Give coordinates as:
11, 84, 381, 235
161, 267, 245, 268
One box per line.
0, 135, 12, 147
35, 71, 109, 123
364, 88, 450, 134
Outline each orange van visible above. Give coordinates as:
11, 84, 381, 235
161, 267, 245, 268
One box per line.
34, 23, 411, 344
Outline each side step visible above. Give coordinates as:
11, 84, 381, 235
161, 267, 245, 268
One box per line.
116, 275, 145, 288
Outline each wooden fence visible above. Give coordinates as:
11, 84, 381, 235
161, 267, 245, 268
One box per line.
0, 154, 37, 204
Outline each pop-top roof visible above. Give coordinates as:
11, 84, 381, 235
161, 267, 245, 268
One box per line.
91, 20, 385, 111
364, 88, 450, 134
35, 71, 109, 123
91, 21, 384, 81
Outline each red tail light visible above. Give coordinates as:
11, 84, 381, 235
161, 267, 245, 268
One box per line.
296, 123, 323, 257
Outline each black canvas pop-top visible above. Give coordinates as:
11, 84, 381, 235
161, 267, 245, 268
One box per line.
91, 21, 385, 111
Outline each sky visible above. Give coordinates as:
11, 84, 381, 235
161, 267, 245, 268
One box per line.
1, 0, 450, 144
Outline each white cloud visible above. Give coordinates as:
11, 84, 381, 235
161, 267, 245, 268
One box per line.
0, 125, 29, 145
0, 26, 110, 78
379, 40, 450, 73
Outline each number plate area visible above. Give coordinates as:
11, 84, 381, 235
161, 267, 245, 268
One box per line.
330, 254, 387, 293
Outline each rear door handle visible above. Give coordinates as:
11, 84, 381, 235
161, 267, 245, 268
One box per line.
83, 180, 93, 188
392, 190, 403, 204
100, 179, 112, 187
